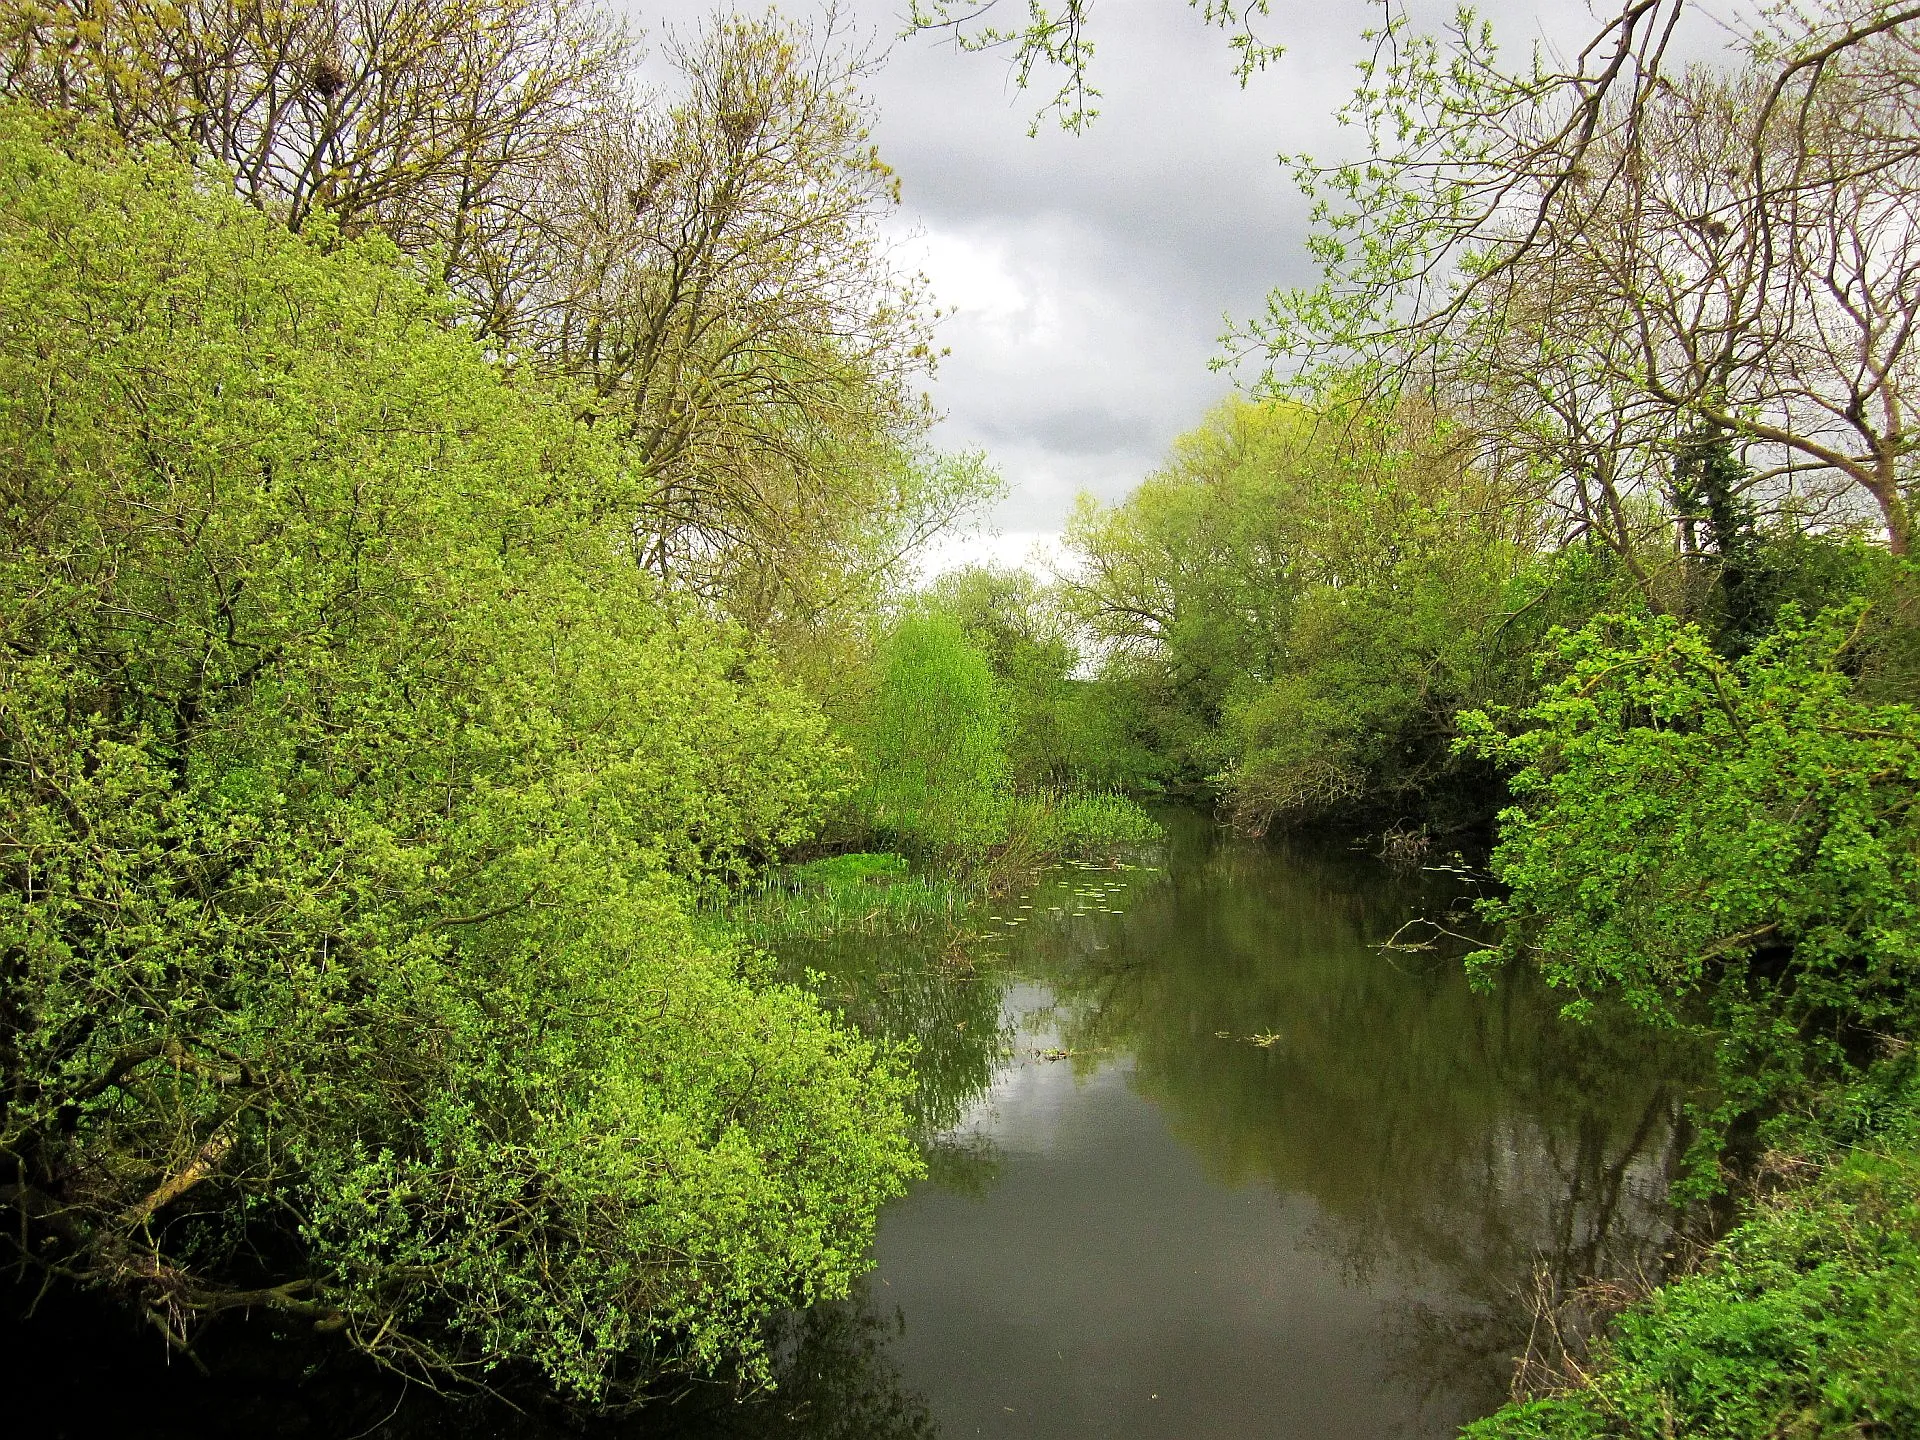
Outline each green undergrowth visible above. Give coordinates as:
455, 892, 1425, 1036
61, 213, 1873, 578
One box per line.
726, 853, 976, 943
1468, 1072, 1920, 1440
724, 794, 1163, 945
999, 789, 1166, 868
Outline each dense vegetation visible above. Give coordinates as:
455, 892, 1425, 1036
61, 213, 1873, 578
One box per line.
7, 0, 1920, 1432
0, 0, 1152, 1400
0, 108, 922, 1398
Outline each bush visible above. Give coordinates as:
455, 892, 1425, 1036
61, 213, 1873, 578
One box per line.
0, 112, 916, 1397
1461, 606, 1920, 1165
857, 613, 1010, 857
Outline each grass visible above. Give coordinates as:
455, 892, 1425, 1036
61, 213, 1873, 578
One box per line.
726, 852, 978, 942
979, 789, 1165, 888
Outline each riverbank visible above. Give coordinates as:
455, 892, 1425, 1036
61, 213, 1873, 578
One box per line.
1469, 1071, 1920, 1438
2, 816, 1713, 1439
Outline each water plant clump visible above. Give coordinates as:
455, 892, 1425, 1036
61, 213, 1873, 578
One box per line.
728, 853, 978, 942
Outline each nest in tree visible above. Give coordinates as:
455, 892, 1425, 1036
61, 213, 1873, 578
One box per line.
719, 109, 762, 149
307, 56, 348, 99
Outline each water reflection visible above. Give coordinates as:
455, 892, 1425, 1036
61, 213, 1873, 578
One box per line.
775, 925, 1015, 1140
3, 815, 1709, 1439
1, 1274, 938, 1440
1008, 817, 1705, 1417
835, 813, 1706, 1437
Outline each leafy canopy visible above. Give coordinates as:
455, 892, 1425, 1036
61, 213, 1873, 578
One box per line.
0, 110, 917, 1396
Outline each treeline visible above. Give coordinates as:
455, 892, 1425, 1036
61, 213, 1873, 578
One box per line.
1053, 397, 1912, 838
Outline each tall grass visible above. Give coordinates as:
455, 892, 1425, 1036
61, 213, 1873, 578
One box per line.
728, 853, 977, 942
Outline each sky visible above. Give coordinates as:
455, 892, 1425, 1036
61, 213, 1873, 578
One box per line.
623, 0, 1750, 574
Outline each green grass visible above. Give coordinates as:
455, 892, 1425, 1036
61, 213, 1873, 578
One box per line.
1015, 790, 1164, 857
986, 790, 1164, 881
727, 853, 977, 942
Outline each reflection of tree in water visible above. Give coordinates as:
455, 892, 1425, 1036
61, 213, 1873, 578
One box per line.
644, 1281, 939, 1440
771, 931, 1013, 1139
1012, 817, 1710, 1425
0, 1274, 939, 1440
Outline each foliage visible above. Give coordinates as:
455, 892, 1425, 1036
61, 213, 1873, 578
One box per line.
1461, 606, 1920, 1161
1066, 396, 1545, 830
1007, 790, 1164, 861
0, 112, 919, 1397
846, 590, 1166, 872
916, 563, 1155, 791
0, 1, 982, 642
855, 613, 1011, 858
920, 566, 1079, 786
1063, 397, 1304, 788
1466, 1076, 1920, 1439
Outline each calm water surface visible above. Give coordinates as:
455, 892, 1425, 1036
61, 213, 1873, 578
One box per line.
780, 812, 1703, 1440
4, 814, 1704, 1439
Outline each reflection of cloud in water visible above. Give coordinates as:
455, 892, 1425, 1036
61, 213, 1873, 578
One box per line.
875, 1056, 1442, 1440
939, 981, 1138, 1160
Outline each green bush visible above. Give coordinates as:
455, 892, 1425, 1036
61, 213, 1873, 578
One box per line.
0, 112, 916, 1396
857, 613, 1011, 857
1460, 607, 1920, 1157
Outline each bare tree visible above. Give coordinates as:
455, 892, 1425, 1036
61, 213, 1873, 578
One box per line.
1251, 0, 1920, 562
0, 0, 626, 317
1, 2, 977, 626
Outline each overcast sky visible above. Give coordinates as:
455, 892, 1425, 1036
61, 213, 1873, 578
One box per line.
625, 0, 1748, 572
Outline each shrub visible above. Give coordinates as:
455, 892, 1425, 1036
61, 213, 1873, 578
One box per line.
857, 614, 1010, 857
0, 111, 916, 1397
1461, 607, 1920, 1164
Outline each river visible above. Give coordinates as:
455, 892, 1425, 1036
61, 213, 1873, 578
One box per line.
3, 812, 1705, 1439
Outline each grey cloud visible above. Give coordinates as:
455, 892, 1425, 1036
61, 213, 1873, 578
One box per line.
622, 0, 1700, 546
980, 405, 1163, 457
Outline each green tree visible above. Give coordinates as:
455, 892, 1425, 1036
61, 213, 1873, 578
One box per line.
1462, 606, 1920, 1155
1066, 396, 1545, 829
857, 613, 1010, 857
0, 111, 917, 1397
919, 565, 1083, 786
